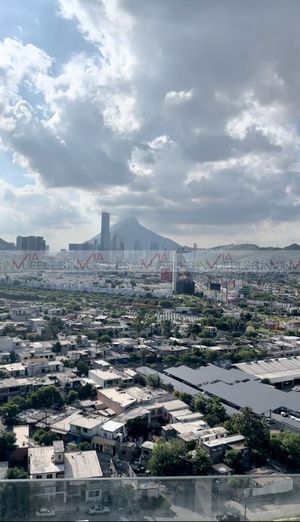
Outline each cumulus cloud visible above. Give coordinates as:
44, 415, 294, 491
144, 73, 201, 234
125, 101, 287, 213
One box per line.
0, 0, 300, 247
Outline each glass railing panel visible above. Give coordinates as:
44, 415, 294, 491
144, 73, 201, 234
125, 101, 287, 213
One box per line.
0, 475, 300, 521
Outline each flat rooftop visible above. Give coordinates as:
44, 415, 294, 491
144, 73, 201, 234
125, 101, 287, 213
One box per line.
64, 451, 103, 479
28, 446, 64, 475
101, 420, 124, 432
13, 425, 29, 448
99, 387, 136, 409
89, 369, 121, 381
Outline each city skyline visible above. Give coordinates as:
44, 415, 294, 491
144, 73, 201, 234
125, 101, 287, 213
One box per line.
1, 1, 300, 250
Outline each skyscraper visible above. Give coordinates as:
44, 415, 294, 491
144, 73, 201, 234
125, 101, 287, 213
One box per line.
100, 212, 110, 250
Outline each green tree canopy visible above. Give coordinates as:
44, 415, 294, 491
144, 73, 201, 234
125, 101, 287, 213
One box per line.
190, 447, 212, 475
78, 383, 97, 400
270, 431, 300, 469
148, 440, 191, 476
66, 390, 78, 405
126, 418, 149, 441
224, 449, 243, 473
225, 407, 270, 456
33, 428, 58, 446
7, 467, 29, 479
0, 432, 16, 459
146, 374, 161, 389
30, 385, 65, 410
76, 360, 89, 377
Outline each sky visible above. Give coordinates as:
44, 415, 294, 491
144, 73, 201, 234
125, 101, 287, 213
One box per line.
0, 0, 300, 250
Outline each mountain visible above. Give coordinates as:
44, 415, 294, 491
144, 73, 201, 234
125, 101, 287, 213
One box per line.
0, 238, 15, 250
284, 243, 300, 250
88, 216, 181, 250
207, 243, 299, 251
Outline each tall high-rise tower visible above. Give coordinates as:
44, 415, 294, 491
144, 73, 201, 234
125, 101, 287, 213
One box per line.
100, 212, 110, 250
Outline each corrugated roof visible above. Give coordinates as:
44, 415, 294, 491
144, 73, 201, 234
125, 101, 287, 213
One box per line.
165, 364, 257, 387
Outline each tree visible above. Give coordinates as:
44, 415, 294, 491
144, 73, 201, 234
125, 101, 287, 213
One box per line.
148, 440, 191, 476
33, 429, 58, 446
270, 431, 300, 469
225, 407, 270, 461
126, 418, 149, 440
7, 467, 29, 479
174, 391, 193, 406
9, 351, 18, 363
76, 360, 89, 377
224, 449, 243, 473
30, 385, 65, 410
204, 398, 227, 427
98, 335, 111, 344
0, 432, 16, 459
187, 323, 202, 337
78, 441, 92, 451
66, 390, 78, 405
0, 370, 9, 379
48, 317, 64, 337
0, 403, 19, 425
191, 447, 211, 475
162, 382, 174, 393
161, 319, 172, 337
78, 383, 97, 400
52, 341, 62, 353
146, 374, 161, 389
193, 394, 209, 414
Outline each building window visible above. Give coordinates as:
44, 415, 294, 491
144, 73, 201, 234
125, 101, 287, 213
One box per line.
88, 490, 100, 497
46, 474, 52, 479
83, 428, 88, 433
36, 475, 42, 479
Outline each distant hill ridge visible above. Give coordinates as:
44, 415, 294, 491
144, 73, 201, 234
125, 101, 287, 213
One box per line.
0, 238, 15, 250
88, 216, 180, 250
208, 243, 300, 251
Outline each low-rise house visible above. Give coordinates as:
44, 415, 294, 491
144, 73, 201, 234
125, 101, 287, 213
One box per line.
0, 336, 24, 354
10, 425, 30, 464
201, 433, 246, 463
97, 387, 137, 415
92, 420, 126, 456
140, 441, 157, 464
69, 414, 107, 441
0, 362, 26, 378
28, 441, 103, 503
89, 369, 122, 388
0, 377, 33, 403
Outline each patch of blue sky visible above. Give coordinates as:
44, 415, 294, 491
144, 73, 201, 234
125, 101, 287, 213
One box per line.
0, 0, 101, 74
0, 151, 28, 187
18, 84, 50, 118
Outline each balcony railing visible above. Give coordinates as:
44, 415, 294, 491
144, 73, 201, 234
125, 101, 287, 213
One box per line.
0, 474, 300, 521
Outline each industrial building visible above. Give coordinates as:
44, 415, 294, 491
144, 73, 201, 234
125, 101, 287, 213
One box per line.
235, 356, 300, 387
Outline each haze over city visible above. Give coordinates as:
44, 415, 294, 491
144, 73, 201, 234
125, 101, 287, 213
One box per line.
1, 0, 300, 249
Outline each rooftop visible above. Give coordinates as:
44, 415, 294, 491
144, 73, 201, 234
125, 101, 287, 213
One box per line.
64, 450, 103, 479
101, 420, 125, 432
28, 446, 64, 475
236, 356, 300, 383
13, 425, 29, 448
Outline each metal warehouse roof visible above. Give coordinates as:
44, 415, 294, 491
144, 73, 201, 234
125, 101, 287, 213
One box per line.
165, 364, 257, 387
201, 380, 300, 415
236, 356, 300, 383
136, 366, 198, 396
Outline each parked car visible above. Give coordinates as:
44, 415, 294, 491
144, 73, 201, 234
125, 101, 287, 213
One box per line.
35, 508, 56, 517
216, 514, 241, 521
87, 505, 110, 515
